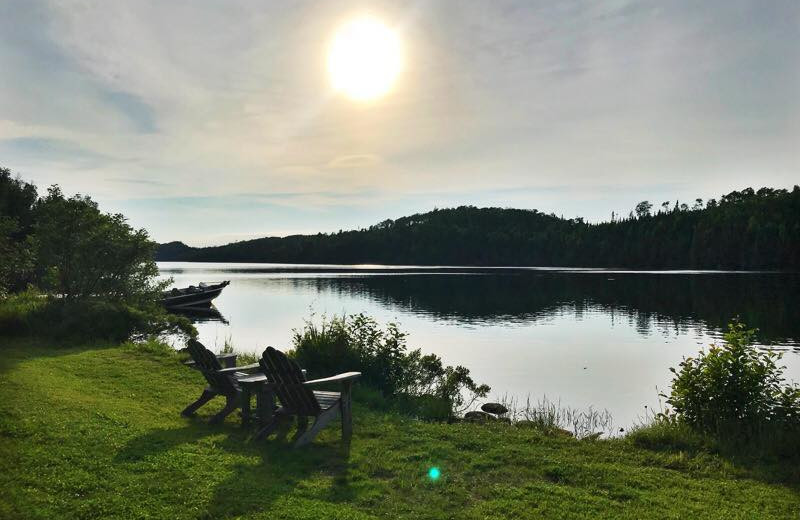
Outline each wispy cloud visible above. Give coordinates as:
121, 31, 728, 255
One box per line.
0, 137, 108, 167
100, 90, 157, 134
327, 154, 383, 169
108, 178, 171, 187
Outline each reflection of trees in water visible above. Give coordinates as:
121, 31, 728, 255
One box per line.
272, 273, 800, 347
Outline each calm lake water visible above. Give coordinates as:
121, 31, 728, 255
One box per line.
158, 262, 800, 428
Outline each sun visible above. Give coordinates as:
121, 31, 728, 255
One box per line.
327, 16, 403, 101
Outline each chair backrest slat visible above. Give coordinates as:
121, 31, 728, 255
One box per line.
260, 347, 320, 415
263, 347, 300, 410
187, 340, 237, 395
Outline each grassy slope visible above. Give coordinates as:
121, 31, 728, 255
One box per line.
0, 339, 797, 519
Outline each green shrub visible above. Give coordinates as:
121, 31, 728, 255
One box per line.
0, 287, 48, 331
290, 313, 489, 419
663, 320, 800, 442
627, 418, 709, 453
0, 289, 195, 342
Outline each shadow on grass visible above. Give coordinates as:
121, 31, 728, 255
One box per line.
0, 336, 124, 375
115, 420, 355, 518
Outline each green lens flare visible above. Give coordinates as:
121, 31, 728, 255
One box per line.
428, 467, 441, 480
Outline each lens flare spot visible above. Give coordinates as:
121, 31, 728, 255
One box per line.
428, 467, 441, 481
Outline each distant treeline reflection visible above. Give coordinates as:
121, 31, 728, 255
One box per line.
267, 272, 800, 347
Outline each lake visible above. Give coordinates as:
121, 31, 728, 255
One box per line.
158, 262, 800, 428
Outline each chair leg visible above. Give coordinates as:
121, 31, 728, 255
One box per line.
294, 406, 338, 447
341, 383, 353, 443
181, 389, 216, 417
241, 387, 253, 427
291, 416, 310, 443
209, 396, 238, 424
275, 414, 292, 441
255, 417, 280, 440
255, 410, 289, 441
294, 417, 324, 447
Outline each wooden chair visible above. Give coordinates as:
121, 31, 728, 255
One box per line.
181, 339, 262, 424
255, 346, 360, 447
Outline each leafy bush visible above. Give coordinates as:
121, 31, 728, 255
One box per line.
663, 320, 800, 441
290, 313, 489, 419
0, 288, 48, 331
0, 289, 194, 342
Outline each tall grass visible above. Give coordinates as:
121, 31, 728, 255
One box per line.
496, 394, 615, 439
219, 335, 259, 365
0, 288, 48, 334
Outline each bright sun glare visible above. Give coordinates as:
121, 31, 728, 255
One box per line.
328, 16, 403, 101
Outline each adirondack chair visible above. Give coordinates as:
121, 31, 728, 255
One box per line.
181, 339, 262, 424
255, 346, 361, 447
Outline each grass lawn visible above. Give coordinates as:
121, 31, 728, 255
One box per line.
1, 338, 798, 519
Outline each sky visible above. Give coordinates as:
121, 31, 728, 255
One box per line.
1, 0, 798, 246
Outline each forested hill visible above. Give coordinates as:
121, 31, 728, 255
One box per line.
157, 187, 800, 269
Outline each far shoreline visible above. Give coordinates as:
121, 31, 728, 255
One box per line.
156, 261, 794, 275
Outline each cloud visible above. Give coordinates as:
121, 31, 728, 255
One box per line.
0, 137, 108, 167
327, 154, 382, 169
0, 0, 160, 136
100, 90, 157, 134
108, 178, 171, 187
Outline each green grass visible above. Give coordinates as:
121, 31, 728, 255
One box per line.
1, 338, 798, 519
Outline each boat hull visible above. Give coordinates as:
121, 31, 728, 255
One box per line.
160, 281, 229, 309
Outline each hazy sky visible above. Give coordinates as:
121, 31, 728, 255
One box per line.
1, 0, 798, 245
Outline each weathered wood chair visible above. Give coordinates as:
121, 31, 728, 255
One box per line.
181, 339, 262, 424
255, 346, 360, 447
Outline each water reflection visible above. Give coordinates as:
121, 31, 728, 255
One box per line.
182, 270, 800, 348
169, 305, 229, 325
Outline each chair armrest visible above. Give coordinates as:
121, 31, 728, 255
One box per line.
217, 363, 260, 374
184, 352, 237, 369
217, 353, 237, 368
237, 373, 269, 384
304, 372, 361, 386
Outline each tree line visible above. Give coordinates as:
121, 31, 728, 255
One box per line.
158, 186, 800, 269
